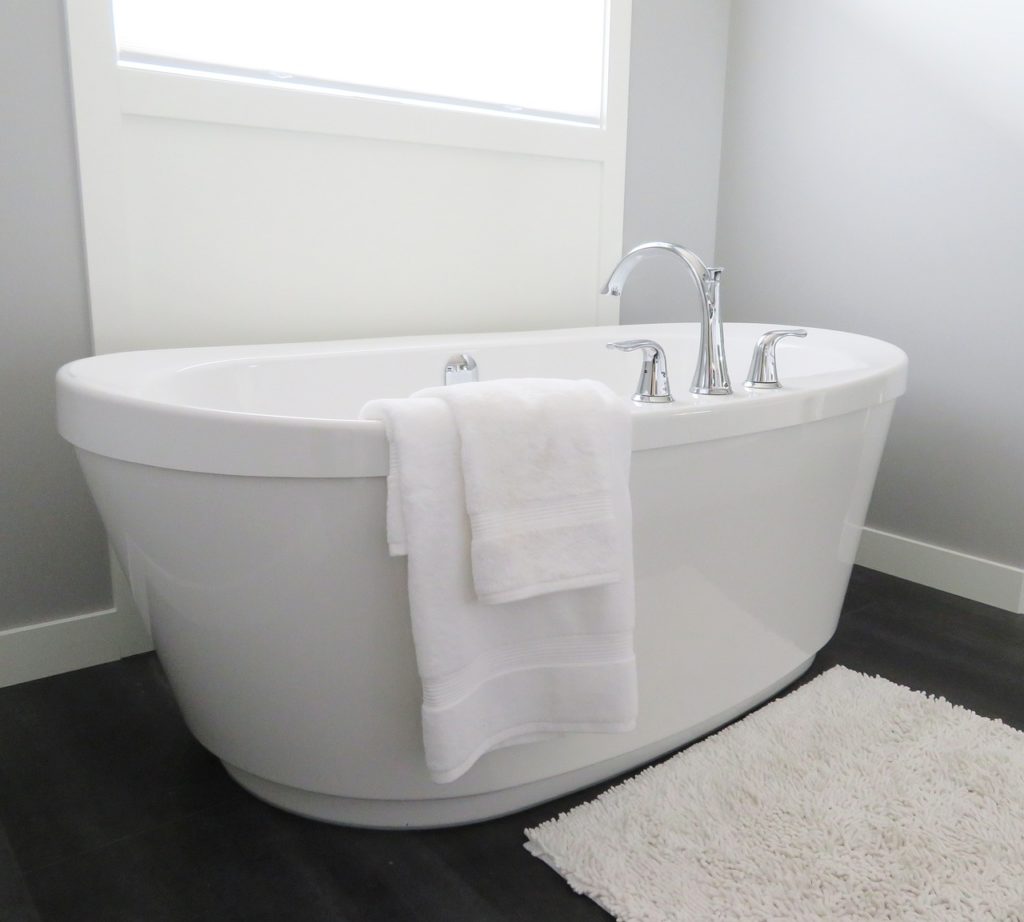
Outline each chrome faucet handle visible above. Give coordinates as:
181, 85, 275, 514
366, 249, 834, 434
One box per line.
744, 329, 807, 389
444, 353, 478, 386
607, 339, 674, 403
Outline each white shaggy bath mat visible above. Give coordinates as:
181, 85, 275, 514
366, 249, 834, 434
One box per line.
525, 666, 1024, 921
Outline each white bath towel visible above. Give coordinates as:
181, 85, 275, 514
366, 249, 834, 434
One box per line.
415, 379, 631, 604
361, 389, 637, 784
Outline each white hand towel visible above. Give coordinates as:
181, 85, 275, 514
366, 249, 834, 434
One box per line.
361, 393, 637, 784
415, 379, 631, 604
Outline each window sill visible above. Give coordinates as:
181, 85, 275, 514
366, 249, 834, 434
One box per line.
118, 64, 613, 161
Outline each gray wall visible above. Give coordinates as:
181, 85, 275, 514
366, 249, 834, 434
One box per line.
0, 0, 111, 629
620, 0, 732, 324
5, 0, 1019, 643
715, 0, 1024, 569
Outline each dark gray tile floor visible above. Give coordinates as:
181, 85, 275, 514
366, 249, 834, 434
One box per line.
2, 566, 1022, 921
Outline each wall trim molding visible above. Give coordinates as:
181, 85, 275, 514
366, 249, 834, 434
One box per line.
0, 602, 153, 689
856, 526, 1024, 615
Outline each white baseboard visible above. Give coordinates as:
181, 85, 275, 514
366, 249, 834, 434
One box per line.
0, 553, 152, 688
0, 603, 154, 689
856, 526, 1024, 615
0, 549, 153, 684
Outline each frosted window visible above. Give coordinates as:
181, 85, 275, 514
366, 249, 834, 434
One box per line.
113, 0, 607, 123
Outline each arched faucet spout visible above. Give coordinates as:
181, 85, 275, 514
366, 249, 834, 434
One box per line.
601, 241, 709, 299
601, 241, 732, 396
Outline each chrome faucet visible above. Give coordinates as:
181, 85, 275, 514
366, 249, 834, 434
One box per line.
601, 242, 732, 396
606, 339, 673, 403
443, 353, 478, 385
744, 329, 806, 389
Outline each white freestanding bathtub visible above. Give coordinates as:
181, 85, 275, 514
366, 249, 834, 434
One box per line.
57, 322, 906, 828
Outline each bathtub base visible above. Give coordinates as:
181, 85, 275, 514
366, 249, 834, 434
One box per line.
222, 655, 815, 829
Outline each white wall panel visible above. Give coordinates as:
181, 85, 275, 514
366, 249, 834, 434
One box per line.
111, 117, 603, 350
67, 0, 631, 354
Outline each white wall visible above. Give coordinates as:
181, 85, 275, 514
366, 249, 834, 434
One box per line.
67, 0, 632, 353
715, 0, 1024, 598
110, 116, 603, 349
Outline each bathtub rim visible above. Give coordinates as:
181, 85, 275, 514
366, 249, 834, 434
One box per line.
57, 322, 908, 479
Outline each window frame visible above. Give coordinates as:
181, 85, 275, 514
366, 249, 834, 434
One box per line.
104, 1, 630, 162
64, 0, 633, 344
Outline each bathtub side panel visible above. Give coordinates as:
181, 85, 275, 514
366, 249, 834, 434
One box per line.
77, 453, 429, 792
76, 400, 894, 805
